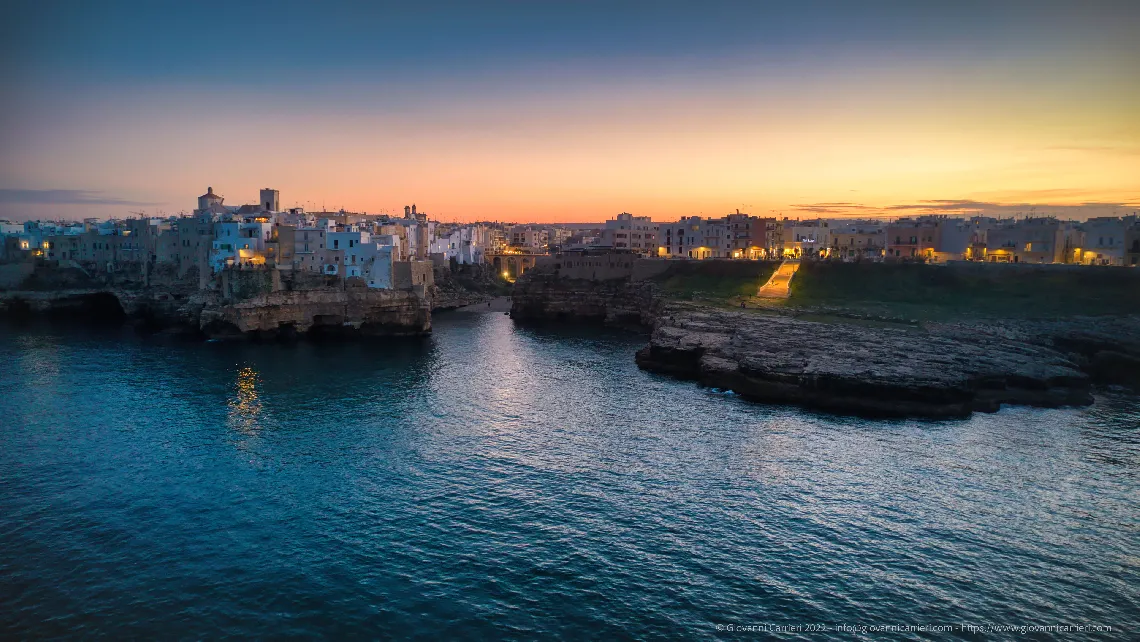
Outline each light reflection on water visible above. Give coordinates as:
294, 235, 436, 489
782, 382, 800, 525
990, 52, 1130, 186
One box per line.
0, 314, 1137, 638
227, 366, 264, 437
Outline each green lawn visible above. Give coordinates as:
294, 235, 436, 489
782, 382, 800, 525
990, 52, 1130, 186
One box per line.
789, 262, 1140, 319
650, 260, 780, 303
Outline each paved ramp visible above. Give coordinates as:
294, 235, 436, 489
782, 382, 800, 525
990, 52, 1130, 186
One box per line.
757, 260, 800, 298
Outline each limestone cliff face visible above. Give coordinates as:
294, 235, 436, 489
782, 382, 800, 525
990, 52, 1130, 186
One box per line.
1, 287, 431, 339
510, 273, 659, 328
0, 289, 133, 321
198, 289, 430, 338
430, 263, 507, 311
430, 288, 493, 312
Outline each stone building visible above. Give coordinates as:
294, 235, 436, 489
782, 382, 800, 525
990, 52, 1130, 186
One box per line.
601, 213, 659, 256
886, 218, 940, 259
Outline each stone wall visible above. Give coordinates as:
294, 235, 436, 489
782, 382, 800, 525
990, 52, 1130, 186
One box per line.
509, 259, 779, 327
220, 267, 276, 300
279, 269, 342, 292
535, 252, 638, 281
510, 272, 659, 328
631, 259, 673, 281
393, 260, 435, 289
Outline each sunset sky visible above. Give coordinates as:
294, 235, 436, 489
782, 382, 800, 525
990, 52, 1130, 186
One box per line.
1, 1, 1138, 223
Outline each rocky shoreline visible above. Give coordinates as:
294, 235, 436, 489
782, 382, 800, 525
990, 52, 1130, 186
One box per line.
634, 306, 1140, 418
0, 260, 513, 340
0, 287, 432, 339
6, 265, 1137, 417
510, 273, 1140, 418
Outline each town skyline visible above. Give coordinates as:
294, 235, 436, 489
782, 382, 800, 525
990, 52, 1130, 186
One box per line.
2, 2, 1139, 223
1, 186, 1137, 225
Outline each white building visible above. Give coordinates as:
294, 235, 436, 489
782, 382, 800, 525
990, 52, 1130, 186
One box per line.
785, 221, 830, 258
601, 213, 659, 255
210, 221, 241, 271
547, 227, 574, 248
293, 226, 327, 272
933, 218, 975, 261
983, 217, 1076, 264
327, 227, 376, 277
364, 245, 396, 288
433, 224, 489, 265
209, 216, 274, 271
660, 217, 701, 258
1079, 216, 1132, 266
319, 226, 405, 288
509, 225, 549, 250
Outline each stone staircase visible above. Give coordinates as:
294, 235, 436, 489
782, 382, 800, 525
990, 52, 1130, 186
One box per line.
757, 260, 799, 298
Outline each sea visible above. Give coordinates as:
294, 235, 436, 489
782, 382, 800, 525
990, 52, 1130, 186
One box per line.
1, 307, 1137, 638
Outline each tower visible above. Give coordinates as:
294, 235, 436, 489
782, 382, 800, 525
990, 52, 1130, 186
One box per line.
260, 188, 280, 212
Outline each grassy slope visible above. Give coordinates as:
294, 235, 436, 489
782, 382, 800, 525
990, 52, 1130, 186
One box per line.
789, 262, 1140, 319
650, 260, 780, 304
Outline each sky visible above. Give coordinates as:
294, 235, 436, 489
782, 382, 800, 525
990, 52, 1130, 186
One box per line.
1, 1, 1138, 223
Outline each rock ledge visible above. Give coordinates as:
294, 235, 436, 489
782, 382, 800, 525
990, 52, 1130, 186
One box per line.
635, 308, 1138, 418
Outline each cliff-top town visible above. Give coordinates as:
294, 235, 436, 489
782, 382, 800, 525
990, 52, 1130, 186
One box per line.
1, 187, 1138, 293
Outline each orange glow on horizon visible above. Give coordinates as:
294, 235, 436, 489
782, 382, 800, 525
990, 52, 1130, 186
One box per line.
3, 63, 1138, 223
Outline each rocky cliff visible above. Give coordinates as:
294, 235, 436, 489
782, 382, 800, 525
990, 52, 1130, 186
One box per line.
0, 287, 431, 339
635, 306, 1140, 418
430, 263, 508, 311
510, 273, 659, 328
199, 288, 429, 338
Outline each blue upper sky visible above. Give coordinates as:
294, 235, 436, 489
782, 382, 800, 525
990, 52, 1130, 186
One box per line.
6, 1, 1134, 85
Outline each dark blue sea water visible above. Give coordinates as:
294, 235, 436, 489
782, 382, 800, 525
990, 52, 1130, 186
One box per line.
1, 308, 1138, 639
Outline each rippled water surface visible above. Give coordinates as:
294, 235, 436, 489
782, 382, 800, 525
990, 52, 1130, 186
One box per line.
2, 310, 1138, 638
